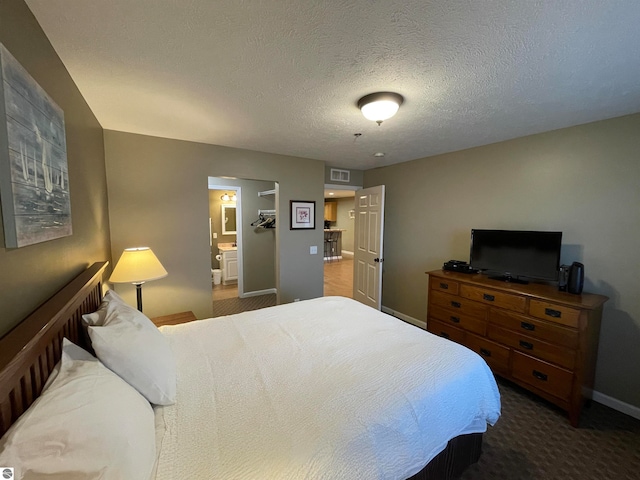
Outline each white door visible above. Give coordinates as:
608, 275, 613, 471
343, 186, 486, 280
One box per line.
353, 185, 385, 310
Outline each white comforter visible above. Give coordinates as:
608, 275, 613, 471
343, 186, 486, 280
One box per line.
154, 296, 500, 480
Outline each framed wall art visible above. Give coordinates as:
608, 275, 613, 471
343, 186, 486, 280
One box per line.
290, 200, 315, 230
0, 43, 71, 248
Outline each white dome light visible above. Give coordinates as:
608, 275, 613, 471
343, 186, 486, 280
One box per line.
358, 92, 404, 125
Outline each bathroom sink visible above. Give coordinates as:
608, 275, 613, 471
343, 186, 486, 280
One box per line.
218, 243, 237, 252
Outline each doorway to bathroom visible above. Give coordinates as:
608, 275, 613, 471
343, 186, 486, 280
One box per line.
209, 185, 241, 301
208, 177, 277, 310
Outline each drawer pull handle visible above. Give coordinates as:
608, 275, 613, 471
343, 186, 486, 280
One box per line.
451, 301, 461, 308
519, 340, 534, 350
439, 283, 449, 290
483, 293, 495, 301
544, 308, 562, 318
480, 348, 491, 357
440, 332, 450, 339
450, 316, 460, 323
533, 370, 548, 381
521, 321, 535, 331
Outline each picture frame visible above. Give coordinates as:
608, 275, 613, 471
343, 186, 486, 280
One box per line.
0, 43, 72, 248
290, 200, 315, 230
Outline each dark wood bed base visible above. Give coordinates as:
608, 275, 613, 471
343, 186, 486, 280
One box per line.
0, 261, 108, 437
0, 261, 481, 479
410, 432, 483, 479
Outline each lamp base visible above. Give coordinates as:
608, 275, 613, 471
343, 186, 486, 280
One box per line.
135, 283, 143, 312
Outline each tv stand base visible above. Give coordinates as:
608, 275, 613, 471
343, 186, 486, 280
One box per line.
488, 275, 529, 285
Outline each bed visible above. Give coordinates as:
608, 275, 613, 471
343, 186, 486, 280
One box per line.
0, 262, 500, 479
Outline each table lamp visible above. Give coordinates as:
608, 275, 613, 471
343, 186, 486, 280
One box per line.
110, 247, 168, 312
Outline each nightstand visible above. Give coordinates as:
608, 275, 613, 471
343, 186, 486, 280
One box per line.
151, 311, 196, 327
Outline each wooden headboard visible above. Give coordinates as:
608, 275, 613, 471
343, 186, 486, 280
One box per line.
0, 261, 108, 437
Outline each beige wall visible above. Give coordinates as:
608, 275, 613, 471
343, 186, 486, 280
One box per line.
104, 130, 324, 320
364, 113, 640, 408
0, 0, 111, 336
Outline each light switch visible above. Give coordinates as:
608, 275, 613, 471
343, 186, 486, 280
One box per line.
310, 245, 318, 255
213, 232, 218, 239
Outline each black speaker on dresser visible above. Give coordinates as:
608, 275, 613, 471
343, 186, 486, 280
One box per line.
568, 262, 584, 294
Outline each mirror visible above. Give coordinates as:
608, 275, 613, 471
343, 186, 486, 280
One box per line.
221, 205, 237, 235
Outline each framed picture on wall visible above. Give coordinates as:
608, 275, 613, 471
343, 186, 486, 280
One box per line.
290, 200, 315, 230
0, 43, 72, 248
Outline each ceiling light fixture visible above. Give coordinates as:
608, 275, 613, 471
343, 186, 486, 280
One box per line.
220, 192, 237, 202
358, 92, 404, 126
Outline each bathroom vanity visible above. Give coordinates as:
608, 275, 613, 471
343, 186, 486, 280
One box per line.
218, 243, 238, 284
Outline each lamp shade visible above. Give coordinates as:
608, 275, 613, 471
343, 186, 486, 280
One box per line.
358, 92, 404, 124
110, 247, 168, 284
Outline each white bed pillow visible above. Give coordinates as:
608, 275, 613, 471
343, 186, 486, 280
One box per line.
82, 289, 127, 326
0, 339, 156, 480
87, 299, 177, 405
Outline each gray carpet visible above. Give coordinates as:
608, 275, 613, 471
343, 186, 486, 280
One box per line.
211, 293, 277, 317
461, 377, 640, 480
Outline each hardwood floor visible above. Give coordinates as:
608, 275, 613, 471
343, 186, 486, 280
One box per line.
324, 257, 353, 298
212, 282, 238, 301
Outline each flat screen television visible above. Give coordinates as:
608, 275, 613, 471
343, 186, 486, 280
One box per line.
469, 229, 562, 284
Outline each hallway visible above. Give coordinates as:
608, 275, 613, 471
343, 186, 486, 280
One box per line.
324, 257, 353, 298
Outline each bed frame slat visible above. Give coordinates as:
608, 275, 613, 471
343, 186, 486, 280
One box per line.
0, 262, 108, 437
0, 401, 10, 434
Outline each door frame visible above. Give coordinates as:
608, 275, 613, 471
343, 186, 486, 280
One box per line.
208, 183, 243, 297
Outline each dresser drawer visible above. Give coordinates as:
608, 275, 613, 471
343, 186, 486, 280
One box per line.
429, 290, 488, 319
529, 300, 580, 328
489, 309, 578, 349
512, 351, 573, 400
488, 325, 576, 370
429, 276, 459, 295
460, 285, 526, 313
427, 319, 465, 344
429, 304, 487, 336
463, 332, 510, 375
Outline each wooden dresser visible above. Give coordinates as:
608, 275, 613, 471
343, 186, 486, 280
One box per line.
426, 269, 608, 426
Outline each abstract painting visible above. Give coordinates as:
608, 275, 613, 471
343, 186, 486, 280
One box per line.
0, 43, 71, 248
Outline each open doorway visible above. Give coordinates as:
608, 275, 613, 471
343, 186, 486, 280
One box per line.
323, 185, 359, 298
208, 177, 278, 311
208, 186, 240, 300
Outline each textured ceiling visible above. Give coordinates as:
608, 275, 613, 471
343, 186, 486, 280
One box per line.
25, 0, 640, 170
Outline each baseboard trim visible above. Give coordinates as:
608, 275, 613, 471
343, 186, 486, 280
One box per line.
381, 306, 426, 329
592, 390, 640, 420
382, 308, 640, 420
323, 255, 342, 261
240, 288, 277, 299
341, 250, 354, 258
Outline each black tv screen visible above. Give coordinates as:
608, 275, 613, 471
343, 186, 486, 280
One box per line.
469, 230, 562, 282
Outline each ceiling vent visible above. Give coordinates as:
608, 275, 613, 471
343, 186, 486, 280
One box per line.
330, 168, 350, 183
